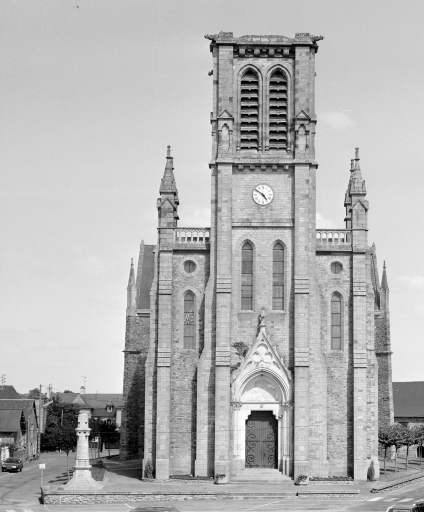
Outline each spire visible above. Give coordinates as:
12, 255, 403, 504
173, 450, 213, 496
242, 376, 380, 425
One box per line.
381, 261, 389, 292
349, 147, 366, 195
159, 145, 178, 194
127, 258, 135, 288
126, 258, 137, 314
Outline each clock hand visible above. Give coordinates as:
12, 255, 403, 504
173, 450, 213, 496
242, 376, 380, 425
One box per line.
255, 188, 267, 200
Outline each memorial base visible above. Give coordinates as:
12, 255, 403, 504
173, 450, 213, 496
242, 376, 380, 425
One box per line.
63, 465, 103, 490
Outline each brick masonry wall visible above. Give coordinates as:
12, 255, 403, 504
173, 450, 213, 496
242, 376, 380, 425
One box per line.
170, 252, 209, 474
120, 315, 150, 459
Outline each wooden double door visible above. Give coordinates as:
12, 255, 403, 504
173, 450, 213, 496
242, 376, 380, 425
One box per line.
245, 411, 278, 469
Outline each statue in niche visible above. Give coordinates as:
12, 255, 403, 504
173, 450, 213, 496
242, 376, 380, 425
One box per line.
220, 124, 230, 152
296, 125, 307, 153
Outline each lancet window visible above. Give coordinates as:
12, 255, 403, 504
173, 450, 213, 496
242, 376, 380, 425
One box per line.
184, 291, 195, 349
272, 243, 284, 310
331, 294, 342, 350
241, 242, 253, 310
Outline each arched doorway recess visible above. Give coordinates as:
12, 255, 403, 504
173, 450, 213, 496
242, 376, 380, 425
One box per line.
231, 314, 293, 476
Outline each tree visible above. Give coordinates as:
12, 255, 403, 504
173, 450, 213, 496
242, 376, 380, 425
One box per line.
89, 419, 120, 458
379, 424, 406, 474
390, 423, 406, 473
27, 388, 40, 399
416, 425, 424, 468
379, 425, 395, 475
40, 396, 79, 481
402, 425, 417, 471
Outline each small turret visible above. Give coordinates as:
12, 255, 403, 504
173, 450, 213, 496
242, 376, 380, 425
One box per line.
344, 148, 369, 243
158, 146, 179, 244
380, 261, 390, 311
126, 258, 137, 315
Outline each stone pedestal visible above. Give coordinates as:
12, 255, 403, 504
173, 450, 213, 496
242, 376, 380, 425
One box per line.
64, 411, 103, 490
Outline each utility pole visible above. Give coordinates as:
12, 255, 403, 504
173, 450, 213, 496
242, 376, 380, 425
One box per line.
37, 384, 42, 458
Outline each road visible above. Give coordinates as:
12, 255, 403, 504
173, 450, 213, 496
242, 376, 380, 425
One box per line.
1, 456, 424, 512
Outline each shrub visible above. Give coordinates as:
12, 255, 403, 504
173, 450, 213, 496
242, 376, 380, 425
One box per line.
367, 460, 375, 482
144, 458, 154, 479
296, 474, 308, 483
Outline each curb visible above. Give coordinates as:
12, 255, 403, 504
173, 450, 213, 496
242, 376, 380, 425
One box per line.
371, 474, 424, 494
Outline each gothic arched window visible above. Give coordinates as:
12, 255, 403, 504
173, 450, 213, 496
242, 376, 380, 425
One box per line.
240, 69, 259, 151
241, 242, 253, 310
331, 294, 342, 350
184, 291, 195, 349
272, 243, 284, 310
268, 69, 288, 150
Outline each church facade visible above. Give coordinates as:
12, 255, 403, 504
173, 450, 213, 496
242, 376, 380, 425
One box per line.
119, 32, 393, 482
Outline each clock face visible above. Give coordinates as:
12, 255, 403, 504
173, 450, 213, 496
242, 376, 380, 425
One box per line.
253, 184, 274, 205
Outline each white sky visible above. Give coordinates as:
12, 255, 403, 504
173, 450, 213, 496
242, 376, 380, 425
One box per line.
1, 0, 423, 394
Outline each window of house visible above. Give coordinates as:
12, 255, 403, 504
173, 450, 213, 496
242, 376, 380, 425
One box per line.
240, 69, 259, 150
184, 291, 195, 349
241, 242, 253, 310
331, 294, 342, 350
272, 243, 284, 310
269, 69, 288, 150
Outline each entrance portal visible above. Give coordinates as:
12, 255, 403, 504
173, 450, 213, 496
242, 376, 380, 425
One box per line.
245, 411, 278, 468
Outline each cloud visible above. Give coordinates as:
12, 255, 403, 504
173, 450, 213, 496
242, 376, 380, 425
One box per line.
316, 212, 337, 229
399, 275, 424, 291
320, 110, 354, 130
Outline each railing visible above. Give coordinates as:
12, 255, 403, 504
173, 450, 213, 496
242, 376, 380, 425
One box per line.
174, 228, 210, 243
316, 229, 351, 245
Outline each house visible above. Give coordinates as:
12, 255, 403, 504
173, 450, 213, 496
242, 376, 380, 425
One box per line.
393, 382, 424, 427
52, 389, 123, 427
0, 399, 39, 461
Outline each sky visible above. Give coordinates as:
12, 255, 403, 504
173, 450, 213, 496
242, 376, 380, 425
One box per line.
1, 0, 423, 395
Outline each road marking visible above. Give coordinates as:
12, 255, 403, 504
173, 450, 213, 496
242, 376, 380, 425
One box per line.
125, 505, 134, 510
245, 501, 282, 510
399, 498, 413, 502
384, 498, 400, 501
368, 496, 383, 501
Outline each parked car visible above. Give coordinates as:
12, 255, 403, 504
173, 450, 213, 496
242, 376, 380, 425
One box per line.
386, 500, 424, 512
1, 458, 23, 472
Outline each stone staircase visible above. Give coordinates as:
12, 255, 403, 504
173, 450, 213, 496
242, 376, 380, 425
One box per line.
230, 468, 292, 484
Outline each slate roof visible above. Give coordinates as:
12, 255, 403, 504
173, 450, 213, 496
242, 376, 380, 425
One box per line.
0, 386, 20, 399
0, 399, 37, 421
0, 409, 24, 432
393, 382, 424, 418
53, 393, 123, 411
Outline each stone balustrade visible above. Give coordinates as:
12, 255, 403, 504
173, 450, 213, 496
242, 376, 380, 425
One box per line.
174, 228, 210, 243
316, 229, 351, 248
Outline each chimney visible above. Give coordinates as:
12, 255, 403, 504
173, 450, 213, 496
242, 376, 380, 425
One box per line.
80, 386, 85, 395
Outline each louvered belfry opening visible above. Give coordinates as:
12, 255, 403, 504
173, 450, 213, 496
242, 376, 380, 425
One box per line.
269, 69, 288, 150
240, 69, 259, 151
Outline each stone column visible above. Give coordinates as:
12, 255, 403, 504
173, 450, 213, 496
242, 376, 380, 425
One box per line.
64, 411, 102, 490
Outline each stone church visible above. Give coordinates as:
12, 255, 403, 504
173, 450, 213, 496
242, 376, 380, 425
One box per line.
120, 32, 393, 482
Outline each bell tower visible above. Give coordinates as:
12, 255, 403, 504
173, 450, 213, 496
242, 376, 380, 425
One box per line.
204, 32, 323, 480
